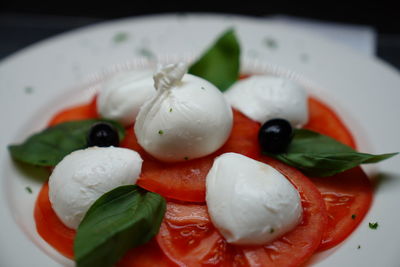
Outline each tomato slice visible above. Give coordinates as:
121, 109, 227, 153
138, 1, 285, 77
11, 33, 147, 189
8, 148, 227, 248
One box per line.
122, 110, 260, 203
34, 183, 76, 258
303, 97, 373, 251
304, 97, 356, 148
48, 96, 98, 127
116, 239, 177, 267
157, 160, 328, 267
310, 167, 372, 251
34, 182, 177, 265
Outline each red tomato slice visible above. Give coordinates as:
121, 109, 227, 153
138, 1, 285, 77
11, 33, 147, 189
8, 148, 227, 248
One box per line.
117, 239, 177, 267
157, 160, 328, 267
122, 109, 260, 203
47, 96, 98, 127
34, 182, 177, 265
303, 97, 373, 251
34, 183, 76, 258
310, 167, 372, 251
304, 97, 356, 148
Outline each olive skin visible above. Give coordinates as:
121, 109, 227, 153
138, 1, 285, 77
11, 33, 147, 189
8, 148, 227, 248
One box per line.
87, 122, 119, 147
258, 119, 293, 153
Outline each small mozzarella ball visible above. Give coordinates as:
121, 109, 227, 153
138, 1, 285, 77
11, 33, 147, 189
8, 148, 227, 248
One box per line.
49, 147, 143, 229
97, 70, 155, 126
225, 76, 308, 127
134, 63, 233, 162
206, 153, 302, 245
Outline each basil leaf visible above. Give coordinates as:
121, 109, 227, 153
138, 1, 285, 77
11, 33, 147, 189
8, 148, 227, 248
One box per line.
8, 119, 125, 167
74, 185, 166, 267
268, 129, 397, 177
189, 28, 240, 92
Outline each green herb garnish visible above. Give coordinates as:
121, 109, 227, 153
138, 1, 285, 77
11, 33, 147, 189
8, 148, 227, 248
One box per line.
8, 120, 125, 167
189, 29, 240, 92
352, 214, 357, 220
75, 185, 166, 267
113, 32, 129, 43
25, 187, 32, 194
266, 129, 397, 177
158, 130, 164, 135
369, 222, 379, 230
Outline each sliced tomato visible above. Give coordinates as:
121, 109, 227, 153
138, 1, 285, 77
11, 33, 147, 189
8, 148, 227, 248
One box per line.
34, 182, 178, 265
302, 97, 373, 251
122, 110, 260, 203
304, 97, 356, 148
117, 239, 177, 267
48, 96, 98, 127
310, 167, 372, 251
34, 183, 76, 258
157, 160, 328, 267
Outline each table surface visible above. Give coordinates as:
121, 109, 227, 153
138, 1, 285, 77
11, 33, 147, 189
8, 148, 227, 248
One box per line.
1, 13, 399, 70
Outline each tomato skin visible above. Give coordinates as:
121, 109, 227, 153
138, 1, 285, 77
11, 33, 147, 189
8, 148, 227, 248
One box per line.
310, 167, 372, 251
122, 110, 260, 203
34, 183, 76, 259
304, 97, 356, 148
116, 239, 177, 267
303, 97, 373, 251
157, 159, 328, 267
47, 96, 98, 127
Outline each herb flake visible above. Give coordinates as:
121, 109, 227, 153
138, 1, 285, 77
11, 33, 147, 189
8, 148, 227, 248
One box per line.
25, 186, 32, 194
264, 37, 278, 49
158, 130, 164, 135
113, 32, 129, 43
352, 214, 357, 220
24, 86, 34, 94
369, 222, 379, 230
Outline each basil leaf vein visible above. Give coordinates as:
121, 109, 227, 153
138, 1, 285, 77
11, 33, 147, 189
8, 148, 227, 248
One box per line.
189, 28, 240, 92
8, 119, 125, 167
267, 129, 397, 177
74, 185, 166, 267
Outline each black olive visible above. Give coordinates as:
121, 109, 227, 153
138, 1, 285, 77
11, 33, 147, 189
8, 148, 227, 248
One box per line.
87, 122, 119, 147
258, 119, 293, 153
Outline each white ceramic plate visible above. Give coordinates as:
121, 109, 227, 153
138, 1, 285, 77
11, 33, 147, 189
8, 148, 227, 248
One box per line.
1, 14, 399, 267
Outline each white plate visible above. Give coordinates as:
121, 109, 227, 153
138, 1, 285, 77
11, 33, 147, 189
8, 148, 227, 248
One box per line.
1, 14, 400, 267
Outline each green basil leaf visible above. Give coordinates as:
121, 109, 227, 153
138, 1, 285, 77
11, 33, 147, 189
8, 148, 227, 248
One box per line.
74, 185, 166, 267
267, 129, 397, 177
189, 28, 240, 92
8, 119, 125, 167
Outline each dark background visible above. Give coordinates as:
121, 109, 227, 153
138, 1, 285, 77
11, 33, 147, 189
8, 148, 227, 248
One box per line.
1, 2, 399, 69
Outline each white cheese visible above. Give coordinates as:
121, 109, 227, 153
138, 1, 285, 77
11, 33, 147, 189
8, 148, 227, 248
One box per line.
225, 76, 308, 127
206, 152, 302, 245
97, 70, 155, 126
134, 63, 233, 162
48, 147, 143, 229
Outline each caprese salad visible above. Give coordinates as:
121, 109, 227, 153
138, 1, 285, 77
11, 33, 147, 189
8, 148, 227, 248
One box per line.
8, 29, 397, 267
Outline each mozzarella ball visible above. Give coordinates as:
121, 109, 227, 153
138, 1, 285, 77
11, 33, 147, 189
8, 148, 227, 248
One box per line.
134, 63, 233, 162
49, 147, 143, 229
225, 76, 308, 127
97, 70, 155, 126
206, 153, 302, 245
